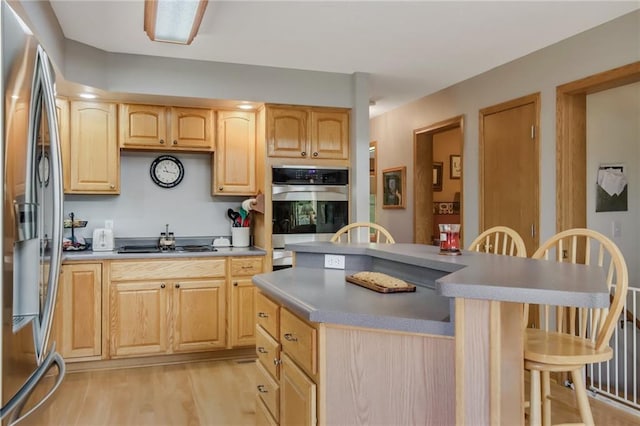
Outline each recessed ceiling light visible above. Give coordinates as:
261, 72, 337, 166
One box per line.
79, 93, 97, 99
237, 104, 254, 110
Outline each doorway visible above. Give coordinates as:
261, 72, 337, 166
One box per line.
556, 61, 640, 231
414, 116, 464, 245
479, 93, 540, 256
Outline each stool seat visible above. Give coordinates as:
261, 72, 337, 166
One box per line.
525, 328, 613, 366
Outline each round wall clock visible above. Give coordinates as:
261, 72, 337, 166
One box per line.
150, 155, 184, 188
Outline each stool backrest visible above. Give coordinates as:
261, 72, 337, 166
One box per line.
530, 228, 628, 351
330, 222, 395, 244
467, 226, 527, 257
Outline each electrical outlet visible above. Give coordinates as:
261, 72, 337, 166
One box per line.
611, 220, 621, 238
105, 220, 114, 230
324, 254, 345, 269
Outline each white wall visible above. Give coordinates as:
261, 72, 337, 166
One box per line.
64, 152, 245, 239
587, 82, 640, 287
370, 10, 640, 244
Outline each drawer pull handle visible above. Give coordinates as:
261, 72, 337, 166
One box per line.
160, 283, 166, 289
159, 139, 165, 144
257, 312, 268, 318
273, 358, 282, 366
257, 385, 268, 393
284, 333, 298, 342
257, 347, 268, 354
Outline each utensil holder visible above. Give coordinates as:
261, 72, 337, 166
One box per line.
231, 227, 250, 247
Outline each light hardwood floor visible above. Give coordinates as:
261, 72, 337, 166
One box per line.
22, 359, 257, 426
19, 358, 639, 426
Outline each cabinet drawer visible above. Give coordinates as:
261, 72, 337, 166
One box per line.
111, 258, 226, 281
256, 325, 281, 380
255, 395, 278, 426
256, 360, 280, 421
230, 256, 263, 276
256, 292, 279, 339
280, 308, 317, 376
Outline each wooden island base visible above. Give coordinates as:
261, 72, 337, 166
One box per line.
321, 325, 454, 425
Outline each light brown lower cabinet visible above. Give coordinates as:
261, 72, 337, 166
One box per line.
229, 256, 264, 347
109, 259, 226, 358
53, 263, 102, 361
255, 291, 456, 425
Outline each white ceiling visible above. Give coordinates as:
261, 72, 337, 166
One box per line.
49, 1, 639, 116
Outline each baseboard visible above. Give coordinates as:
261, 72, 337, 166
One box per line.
65, 348, 257, 373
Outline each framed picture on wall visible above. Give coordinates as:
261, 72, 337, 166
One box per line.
433, 162, 443, 192
382, 166, 406, 209
450, 155, 461, 179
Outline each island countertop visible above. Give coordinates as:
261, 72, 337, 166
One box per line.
287, 242, 609, 307
253, 267, 453, 335
252, 242, 609, 335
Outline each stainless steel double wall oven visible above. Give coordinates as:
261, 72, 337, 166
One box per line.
272, 166, 349, 269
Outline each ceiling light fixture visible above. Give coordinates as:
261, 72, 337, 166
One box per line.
144, 0, 209, 45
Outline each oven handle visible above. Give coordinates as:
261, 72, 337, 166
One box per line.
272, 185, 349, 197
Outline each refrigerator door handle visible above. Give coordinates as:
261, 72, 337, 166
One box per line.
30, 46, 64, 364
0, 348, 66, 425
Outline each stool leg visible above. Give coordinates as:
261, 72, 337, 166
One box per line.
542, 371, 551, 426
571, 368, 595, 426
530, 369, 541, 426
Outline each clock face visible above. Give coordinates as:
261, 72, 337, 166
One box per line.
150, 155, 184, 188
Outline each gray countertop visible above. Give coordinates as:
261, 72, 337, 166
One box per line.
288, 242, 609, 306
253, 267, 454, 336
252, 242, 609, 335
63, 246, 266, 261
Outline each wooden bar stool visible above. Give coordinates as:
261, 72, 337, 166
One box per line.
330, 222, 395, 244
467, 225, 527, 257
525, 228, 628, 426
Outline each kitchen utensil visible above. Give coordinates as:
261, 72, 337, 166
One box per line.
227, 208, 241, 227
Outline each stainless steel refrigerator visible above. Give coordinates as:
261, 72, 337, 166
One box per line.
1, 1, 65, 424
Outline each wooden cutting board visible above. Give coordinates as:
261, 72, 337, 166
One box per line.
345, 274, 416, 294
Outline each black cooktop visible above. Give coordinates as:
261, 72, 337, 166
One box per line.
117, 245, 217, 254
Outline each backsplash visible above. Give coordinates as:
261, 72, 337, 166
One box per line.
64, 152, 247, 238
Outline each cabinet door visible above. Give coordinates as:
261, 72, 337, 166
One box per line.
310, 110, 349, 160
214, 111, 256, 195
69, 101, 119, 193
229, 278, 257, 347
55, 98, 71, 192
110, 281, 168, 357
170, 107, 214, 150
173, 279, 226, 352
280, 353, 316, 426
267, 107, 309, 158
119, 104, 167, 148
59, 264, 102, 359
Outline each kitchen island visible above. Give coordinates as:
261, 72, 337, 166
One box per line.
252, 242, 609, 425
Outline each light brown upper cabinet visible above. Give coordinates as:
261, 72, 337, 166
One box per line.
266, 105, 349, 160
213, 110, 256, 195
68, 101, 119, 194
119, 104, 214, 152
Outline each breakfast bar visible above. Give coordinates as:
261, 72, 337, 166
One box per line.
253, 242, 609, 425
